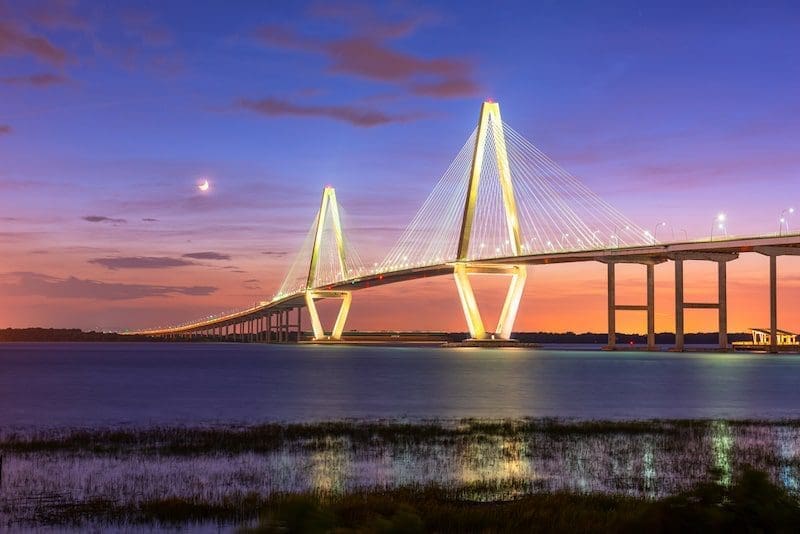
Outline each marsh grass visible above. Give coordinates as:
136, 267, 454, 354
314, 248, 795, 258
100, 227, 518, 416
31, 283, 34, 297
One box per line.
2, 419, 800, 529
6, 469, 799, 532
3, 418, 792, 455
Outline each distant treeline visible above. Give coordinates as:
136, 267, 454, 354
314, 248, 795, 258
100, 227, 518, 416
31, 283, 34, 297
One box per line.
0, 328, 752, 344
0, 328, 155, 342
511, 331, 753, 344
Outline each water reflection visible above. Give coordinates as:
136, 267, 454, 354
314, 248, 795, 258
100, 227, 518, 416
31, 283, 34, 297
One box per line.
776, 426, 799, 493
4, 421, 800, 524
458, 435, 532, 499
711, 420, 733, 486
643, 441, 657, 498
308, 437, 350, 494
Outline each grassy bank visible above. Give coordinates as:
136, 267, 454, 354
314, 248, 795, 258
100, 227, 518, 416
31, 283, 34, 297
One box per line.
8, 469, 800, 532
3, 418, 796, 455
4, 419, 800, 530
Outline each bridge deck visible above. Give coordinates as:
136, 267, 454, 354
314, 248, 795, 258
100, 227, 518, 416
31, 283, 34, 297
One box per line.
133, 233, 800, 336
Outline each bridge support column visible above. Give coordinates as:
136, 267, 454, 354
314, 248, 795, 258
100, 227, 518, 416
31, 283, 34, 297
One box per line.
669, 252, 738, 351
607, 262, 615, 347
771, 255, 777, 353
675, 259, 684, 351
753, 246, 800, 353
297, 307, 302, 342
603, 259, 660, 350
718, 261, 728, 349
453, 263, 526, 340
305, 291, 351, 340
647, 263, 656, 348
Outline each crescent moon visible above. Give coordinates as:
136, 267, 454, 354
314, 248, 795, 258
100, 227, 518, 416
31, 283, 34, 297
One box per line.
198, 180, 209, 192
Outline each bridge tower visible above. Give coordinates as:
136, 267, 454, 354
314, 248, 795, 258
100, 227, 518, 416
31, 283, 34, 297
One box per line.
454, 101, 527, 340
304, 186, 352, 340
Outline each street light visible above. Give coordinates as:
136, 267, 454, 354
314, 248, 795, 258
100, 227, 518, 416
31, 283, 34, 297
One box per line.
591, 229, 602, 247
779, 207, 794, 236
711, 213, 727, 241
653, 221, 667, 244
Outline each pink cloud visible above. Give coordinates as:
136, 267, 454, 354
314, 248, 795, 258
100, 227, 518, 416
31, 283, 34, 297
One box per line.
255, 7, 479, 99
0, 20, 69, 65
119, 7, 174, 47
25, 0, 89, 31
411, 76, 481, 98
236, 97, 419, 127
0, 72, 67, 86
308, 2, 437, 40
326, 37, 466, 82
0, 271, 216, 300
0, 125, 10, 135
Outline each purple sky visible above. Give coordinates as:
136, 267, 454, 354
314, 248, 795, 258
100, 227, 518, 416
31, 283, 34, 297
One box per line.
1, 0, 798, 332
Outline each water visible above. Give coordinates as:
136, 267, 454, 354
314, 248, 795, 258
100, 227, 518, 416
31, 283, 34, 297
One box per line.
2, 342, 800, 429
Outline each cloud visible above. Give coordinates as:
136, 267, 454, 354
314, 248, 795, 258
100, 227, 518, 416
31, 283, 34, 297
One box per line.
243, 278, 261, 290
308, 2, 434, 39
182, 251, 231, 261
236, 97, 418, 127
0, 125, 10, 135
261, 251, 288, 257
255, 7, 479, 99
324, 37, 470, 86
0, 20, 70, 65
25, 0, 89, 31
0, 72, 67, 86
89, 256, 196, 270
411, 77, 480, 98
0, 271, 216, 300
120, 7, 174, 46
82, 215, 127, 224
141, 217, 158, 222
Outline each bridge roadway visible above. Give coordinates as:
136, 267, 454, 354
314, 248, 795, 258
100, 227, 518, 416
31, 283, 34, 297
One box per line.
135, 232, 800, 350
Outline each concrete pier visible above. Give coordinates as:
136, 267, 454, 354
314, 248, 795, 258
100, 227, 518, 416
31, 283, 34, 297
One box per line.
670, 252, 737, 351
603, 258, 661, 350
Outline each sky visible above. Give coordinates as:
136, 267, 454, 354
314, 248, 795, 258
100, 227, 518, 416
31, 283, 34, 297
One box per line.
0, 0, 798, 333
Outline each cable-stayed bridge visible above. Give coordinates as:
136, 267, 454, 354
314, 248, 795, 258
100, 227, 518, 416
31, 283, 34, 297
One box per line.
133, 101, 800, 352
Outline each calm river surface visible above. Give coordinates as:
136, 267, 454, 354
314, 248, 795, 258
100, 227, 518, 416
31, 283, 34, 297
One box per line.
2, 342, 800, 429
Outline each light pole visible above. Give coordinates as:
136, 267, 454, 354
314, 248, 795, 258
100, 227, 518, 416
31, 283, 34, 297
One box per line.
653, 221, 667, 244
711, 213, 727, 241
779, 207, 794, 236
591, 229, 601, 247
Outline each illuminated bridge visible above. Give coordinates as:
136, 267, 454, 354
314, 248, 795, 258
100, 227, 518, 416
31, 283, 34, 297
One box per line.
132, 102, 800, 352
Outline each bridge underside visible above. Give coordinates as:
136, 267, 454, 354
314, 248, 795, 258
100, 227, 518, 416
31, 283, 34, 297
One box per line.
138, 234, 800, 353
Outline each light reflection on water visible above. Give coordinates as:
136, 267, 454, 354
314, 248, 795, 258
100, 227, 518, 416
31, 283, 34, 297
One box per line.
4, 343, 800, 429
3, 422, 800, 523
4, 344, 800, 526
